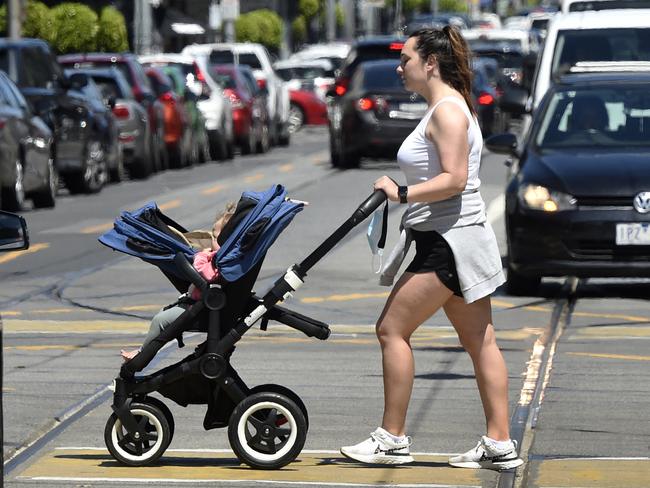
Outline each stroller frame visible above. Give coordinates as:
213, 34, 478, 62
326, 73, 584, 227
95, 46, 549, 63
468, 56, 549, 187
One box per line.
104, 190, 387, 469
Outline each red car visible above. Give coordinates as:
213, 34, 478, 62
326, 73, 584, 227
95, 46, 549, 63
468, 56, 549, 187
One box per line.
145, 67, 193, 168
287, 83, 328, 133
210, 64, 269, 155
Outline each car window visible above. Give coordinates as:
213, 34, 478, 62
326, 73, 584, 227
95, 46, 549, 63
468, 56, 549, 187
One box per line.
238, 53, 263, 70
536, 86, 650, 147
240, 70, 260, 95
3, 74, 29, 109
211, 70, 236, 90
20, 47, 54, 88
0, 76, 11, 105
92, 76, 126, 100
81, 61, 134, 86
0, 50, 9, 75
361, 64, 403, 90
209, 50, 235, 65
553, 28, 650, 75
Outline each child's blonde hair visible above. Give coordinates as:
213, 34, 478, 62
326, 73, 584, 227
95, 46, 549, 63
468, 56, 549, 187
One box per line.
212, 201, 237, 235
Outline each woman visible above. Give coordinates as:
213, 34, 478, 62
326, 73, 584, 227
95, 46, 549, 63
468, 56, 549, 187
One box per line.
340, 27, 524, 471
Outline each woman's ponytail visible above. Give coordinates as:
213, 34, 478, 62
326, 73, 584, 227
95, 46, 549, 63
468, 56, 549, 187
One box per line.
411, 26, 476, 116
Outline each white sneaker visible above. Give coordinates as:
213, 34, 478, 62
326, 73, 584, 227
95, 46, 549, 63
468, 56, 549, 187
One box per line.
340, 427, 414, 465
449, 436, 524, 470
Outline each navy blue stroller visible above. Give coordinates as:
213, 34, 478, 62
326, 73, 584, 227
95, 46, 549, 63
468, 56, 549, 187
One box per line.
99, 184, 386, 469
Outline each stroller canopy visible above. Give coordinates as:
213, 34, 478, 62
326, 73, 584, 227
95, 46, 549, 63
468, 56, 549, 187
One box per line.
99, 184, 304, 283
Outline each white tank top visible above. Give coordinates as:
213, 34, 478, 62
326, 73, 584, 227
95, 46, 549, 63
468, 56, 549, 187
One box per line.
396, 96, 486, 231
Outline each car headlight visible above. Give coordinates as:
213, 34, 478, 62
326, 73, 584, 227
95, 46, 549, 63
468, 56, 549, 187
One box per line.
518, 184, 576, 212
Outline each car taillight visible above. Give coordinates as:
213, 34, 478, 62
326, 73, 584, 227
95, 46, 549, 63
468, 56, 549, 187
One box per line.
257, 77, 267, 90
335, 78, 349, 96
478, 93, 494, 105
357, 97, 374, 111
132, 87, 143, 103
224, 88, 243, 109
196, 67, 206, 82
389, 42, 404, 51
161, 91, 175, 103
113, 105, 130, 119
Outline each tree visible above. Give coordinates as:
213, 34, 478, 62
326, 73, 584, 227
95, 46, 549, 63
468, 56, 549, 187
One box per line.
51, 3, 98, 54
22, 1, 54, 43
235, 9, 283, 52
96, 6, 128, 52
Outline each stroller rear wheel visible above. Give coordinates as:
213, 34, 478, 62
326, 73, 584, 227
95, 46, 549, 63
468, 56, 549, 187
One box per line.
228, 392, 307, 469
143, 395, 175, 440
248, 384, 309, 431
104, 401, 171, 466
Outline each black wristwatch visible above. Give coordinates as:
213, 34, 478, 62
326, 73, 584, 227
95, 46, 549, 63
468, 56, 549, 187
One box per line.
398, 186, 408, 204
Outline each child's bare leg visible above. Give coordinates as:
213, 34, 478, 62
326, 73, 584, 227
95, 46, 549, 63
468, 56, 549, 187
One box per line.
120, 305, 186, 361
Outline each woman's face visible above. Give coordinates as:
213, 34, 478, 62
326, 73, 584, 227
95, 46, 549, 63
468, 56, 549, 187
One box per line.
397, 36, 427, 92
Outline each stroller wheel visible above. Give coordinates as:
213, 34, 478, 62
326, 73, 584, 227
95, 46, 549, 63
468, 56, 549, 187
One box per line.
248, 384, 309, 432
143, 396, 175, 440
228, 392, 307, 469
104, 402, 171, 466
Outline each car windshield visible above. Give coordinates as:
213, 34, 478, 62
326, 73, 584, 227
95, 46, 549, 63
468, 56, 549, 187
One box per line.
360, 63, 403, 90
210, 70, 236, 90
74, 61, 133, 85
552, 28, 650, 75
536, 85, 650, 148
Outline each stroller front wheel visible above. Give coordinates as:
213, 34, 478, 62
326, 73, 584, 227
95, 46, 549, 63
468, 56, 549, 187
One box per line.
228, 392, 307, 469
104, 402, 171, 466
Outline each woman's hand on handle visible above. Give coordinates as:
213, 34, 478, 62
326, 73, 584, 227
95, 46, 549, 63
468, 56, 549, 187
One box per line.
373, 176, 399, 203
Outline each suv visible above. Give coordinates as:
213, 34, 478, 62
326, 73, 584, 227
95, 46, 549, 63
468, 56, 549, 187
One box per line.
58, 53, 167, 172
183, 42, 290, 146
0, 38, 110, 193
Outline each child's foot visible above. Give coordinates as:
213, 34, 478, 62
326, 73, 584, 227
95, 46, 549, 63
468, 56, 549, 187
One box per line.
120, 349, 140, 361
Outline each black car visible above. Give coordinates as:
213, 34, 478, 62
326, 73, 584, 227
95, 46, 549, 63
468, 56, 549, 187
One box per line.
0, 39, 108, 194
0, 70, 56, 211
329, 59, 425, 168
487, 70, 650, 294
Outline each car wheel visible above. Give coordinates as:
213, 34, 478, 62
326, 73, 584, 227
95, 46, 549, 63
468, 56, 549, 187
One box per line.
288, 103, 304, 134
2, 158, 26, 211
109, 146, 126, 183
506, 264, 540, 296
129, 138, 154, 179
32, 157, 57, 209
66, 140, 107, 194
256, 122, 270, 154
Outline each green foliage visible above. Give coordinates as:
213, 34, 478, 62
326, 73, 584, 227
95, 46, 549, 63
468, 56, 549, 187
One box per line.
235, 9, 283, 51
292, 15, 308, 45
335, 2, 345, 27
299, 0, 320, 19
51, 2, 98, 54
22, 1, 54, 43
0, 6, 7, 35
439, 0, 468, 12
97, 6, 128, 52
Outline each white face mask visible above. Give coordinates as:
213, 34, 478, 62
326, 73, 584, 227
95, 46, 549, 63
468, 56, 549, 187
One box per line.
367, 202, 388, 273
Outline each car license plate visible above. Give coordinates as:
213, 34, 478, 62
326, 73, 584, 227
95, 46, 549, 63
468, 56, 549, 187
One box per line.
398, 102, 428, 113
616, 223, 650, 245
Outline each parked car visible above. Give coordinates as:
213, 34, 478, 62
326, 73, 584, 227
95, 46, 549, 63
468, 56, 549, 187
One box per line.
487, 66, 650, 294
159, 51, 235, 161
79, 68, 154, 179
144, 66, 193, 168
64, 70, 123, 183
138, 54, 211, 163
329, 59, 426, 168
0, 39, 108, 194
184, 42, 290, 146
58, 52, 167, 172
0, 70, 55, 210
210, 64, 270, 155
274, 58, 336, 101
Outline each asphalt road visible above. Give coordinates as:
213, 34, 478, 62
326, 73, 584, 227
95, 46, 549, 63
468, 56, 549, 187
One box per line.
1, 127, 649, 487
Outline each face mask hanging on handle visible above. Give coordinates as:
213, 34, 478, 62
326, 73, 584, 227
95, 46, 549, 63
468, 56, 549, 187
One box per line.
367, 200, 389, 274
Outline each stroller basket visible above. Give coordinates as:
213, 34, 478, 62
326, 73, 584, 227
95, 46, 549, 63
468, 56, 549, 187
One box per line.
101, 186, 387, 470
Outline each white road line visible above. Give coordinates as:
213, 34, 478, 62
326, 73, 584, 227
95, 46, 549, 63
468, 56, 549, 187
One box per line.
18, 478, 478, 488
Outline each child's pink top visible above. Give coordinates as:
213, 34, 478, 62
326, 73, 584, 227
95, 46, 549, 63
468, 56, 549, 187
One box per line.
190, 248, 219, 300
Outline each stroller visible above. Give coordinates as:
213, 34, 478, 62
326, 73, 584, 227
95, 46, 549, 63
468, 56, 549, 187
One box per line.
99, 184, 386, 469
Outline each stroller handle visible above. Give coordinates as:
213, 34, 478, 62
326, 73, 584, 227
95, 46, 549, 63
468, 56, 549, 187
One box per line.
173, 252, 206, 292
297, 189, 387, 274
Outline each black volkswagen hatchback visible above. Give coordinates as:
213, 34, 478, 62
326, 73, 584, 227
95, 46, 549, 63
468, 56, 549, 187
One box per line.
488, 68, 650, 294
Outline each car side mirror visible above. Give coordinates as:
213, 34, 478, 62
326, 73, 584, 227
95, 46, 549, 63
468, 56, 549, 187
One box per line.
0, 211, 29, 252
67, 72, 89, 91
107, 95, 117, 109
485, 133, 519, 157
499, 86, 529, 116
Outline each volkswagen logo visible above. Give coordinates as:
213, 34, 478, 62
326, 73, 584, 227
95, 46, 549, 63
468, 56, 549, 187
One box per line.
633, 192, 650, 214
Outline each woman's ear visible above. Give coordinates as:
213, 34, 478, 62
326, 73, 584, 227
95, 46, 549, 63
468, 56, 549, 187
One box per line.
426, 54, 438, 74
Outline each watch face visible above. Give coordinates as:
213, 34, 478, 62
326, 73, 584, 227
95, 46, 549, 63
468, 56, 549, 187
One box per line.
399, 186, 408, 203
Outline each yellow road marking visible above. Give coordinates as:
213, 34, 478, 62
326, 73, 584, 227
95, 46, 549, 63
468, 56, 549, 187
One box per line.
533, 458, 650, 487
279, 163, 293, 172
201, 184, 225, 195
80, 223, 113, 234
573, 311, 649, 322
301, 291, 390, 303
0, 243, 49, 265
3, 320, 148, 334
575, 326, 650, 338
567, 351, 650, 361
118, 304, 162, 312
1, 311, 22, 317
158, 199, 182, 211
244, 173, 264, 183
32, 308, 75, 314
18, 449, 483, 486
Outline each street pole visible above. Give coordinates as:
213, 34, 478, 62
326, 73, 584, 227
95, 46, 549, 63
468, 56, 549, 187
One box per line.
431, 0, 439, 17
7, 0, 23, 40
326, 0, 336, 42
342, 0, 355, 41
395, 0, 402, 34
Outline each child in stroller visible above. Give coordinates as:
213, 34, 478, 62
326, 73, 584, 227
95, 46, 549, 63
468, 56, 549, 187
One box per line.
120, 202, 236, 361
99, 184, 386, 470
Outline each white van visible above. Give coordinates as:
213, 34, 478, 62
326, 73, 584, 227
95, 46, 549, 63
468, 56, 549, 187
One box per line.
561, 0, 650, 13
531, 9, 650, 109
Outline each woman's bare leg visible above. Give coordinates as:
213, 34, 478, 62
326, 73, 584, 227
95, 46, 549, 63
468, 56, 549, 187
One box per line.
377, 271, 453, 436
443, 295, 510, 441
